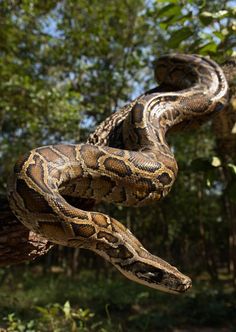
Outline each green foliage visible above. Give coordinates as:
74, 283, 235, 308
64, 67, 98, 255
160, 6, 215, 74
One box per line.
0, 269, 235, 331
149, 0, 236, 58
4, 302, 96, 332
4, 313, 36, 332
35, 301, 94, 332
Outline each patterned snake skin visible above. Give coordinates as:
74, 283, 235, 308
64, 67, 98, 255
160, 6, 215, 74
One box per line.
7, 54, 229, 293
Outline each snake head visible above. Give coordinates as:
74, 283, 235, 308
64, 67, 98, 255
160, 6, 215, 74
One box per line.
117, 258, 192, 294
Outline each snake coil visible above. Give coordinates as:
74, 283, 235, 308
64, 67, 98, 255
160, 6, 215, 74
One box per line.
8, 54, 228, 293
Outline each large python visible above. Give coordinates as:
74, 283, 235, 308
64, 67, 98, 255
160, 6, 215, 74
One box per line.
7, 54, 229, 294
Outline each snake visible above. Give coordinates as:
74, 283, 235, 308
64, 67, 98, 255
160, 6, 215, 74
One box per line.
7, 54, 229, 294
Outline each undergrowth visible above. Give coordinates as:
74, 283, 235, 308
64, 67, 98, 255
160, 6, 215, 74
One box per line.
0, 267, 235, 331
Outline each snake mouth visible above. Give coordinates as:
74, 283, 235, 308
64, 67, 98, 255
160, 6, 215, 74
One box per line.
155, 278, 192, 294
118, 259, 193, 294
175, 278, 192, 293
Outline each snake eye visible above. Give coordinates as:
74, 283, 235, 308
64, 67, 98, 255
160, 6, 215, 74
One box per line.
137, 271, 156, 279
133, 263, 164, 284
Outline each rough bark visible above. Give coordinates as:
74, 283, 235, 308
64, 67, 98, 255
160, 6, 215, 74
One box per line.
0, 196, 53, 267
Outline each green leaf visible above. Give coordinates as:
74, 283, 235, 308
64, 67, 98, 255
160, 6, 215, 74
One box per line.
212, 10, 229, 19
199, 11, 214, 25
63, 301, 71, 320
206, 169, 219, 188
228, 163, 236, 175
35, 306, 48, 315
214, 31, 225, 41
211, 156, 221, 167
199, 42, 217, 54
158, 3, 181, 18
167, 27, 193, 48
200, 10, 229, 25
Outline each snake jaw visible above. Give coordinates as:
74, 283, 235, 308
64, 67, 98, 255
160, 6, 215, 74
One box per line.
114, 252, 192, 294
118, 265, 192, 294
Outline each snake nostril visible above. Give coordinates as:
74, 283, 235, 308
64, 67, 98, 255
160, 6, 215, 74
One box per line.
182, 279, 192, 291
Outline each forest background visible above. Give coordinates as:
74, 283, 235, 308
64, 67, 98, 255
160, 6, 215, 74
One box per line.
0, 0, 236, 331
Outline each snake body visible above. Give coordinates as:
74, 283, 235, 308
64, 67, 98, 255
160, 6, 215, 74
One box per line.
7, 54, 228, 293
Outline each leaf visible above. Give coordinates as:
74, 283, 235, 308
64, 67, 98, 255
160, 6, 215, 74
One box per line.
200, 10, 229, 25
199, 12, 213, 25
228, 163, 236, 175
35, 306, 49, 315
206, 169, 219, 188
211, 156, 221, 167
199, 42, 217, 54
214, 31, 225, 41
63, 301, 71, 320
158, 3, 181, 18
167, 27, 193, 48
212, 10, 229, 19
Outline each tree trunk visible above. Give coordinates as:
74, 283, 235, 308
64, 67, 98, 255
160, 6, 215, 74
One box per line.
0, 196, 53, 267
212, 58, 236, 286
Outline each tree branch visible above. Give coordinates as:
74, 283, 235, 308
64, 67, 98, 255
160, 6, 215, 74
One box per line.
0, 196, 53, 267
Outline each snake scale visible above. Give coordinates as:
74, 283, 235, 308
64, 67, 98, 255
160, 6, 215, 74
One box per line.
7, 54, 229, 293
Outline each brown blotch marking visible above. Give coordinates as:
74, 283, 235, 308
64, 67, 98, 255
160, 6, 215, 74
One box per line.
131, 103, 144, 124
166, 95, 178, 102
71, 177, 92, 197
52, 196, 88, 220
36, 147, 62, 163
119, 187, 127, 202
72, 223, 95, 238
80, 144, 105, 170
63, 196, 95, 211
96, 242, 110, 252
53, 144, 77, 162
105, 147, 126, 158
26, 155, 53, 193
92, 176, 115, 197
16, 179, 54, 214
129, 151, 161, 172
67, 239, 86, 248
103, 157, 132, 177
180, 94, 211, 113
108, 245, 133, 259
97, 231, 118, 243
60, 164, 84, 184
14, 152, 31, 174
150, 95, 179, 104
92, 213, 109, 228
112, 187, 127, 204
112, 150, 126, 158
8, 191, 30, 220
39, 221, 66, 241
157, 172, 172, 185
70, 164, 84, 177
135, 178, 156, 193
136, 128, 154, 147
96, 243, 133, 259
